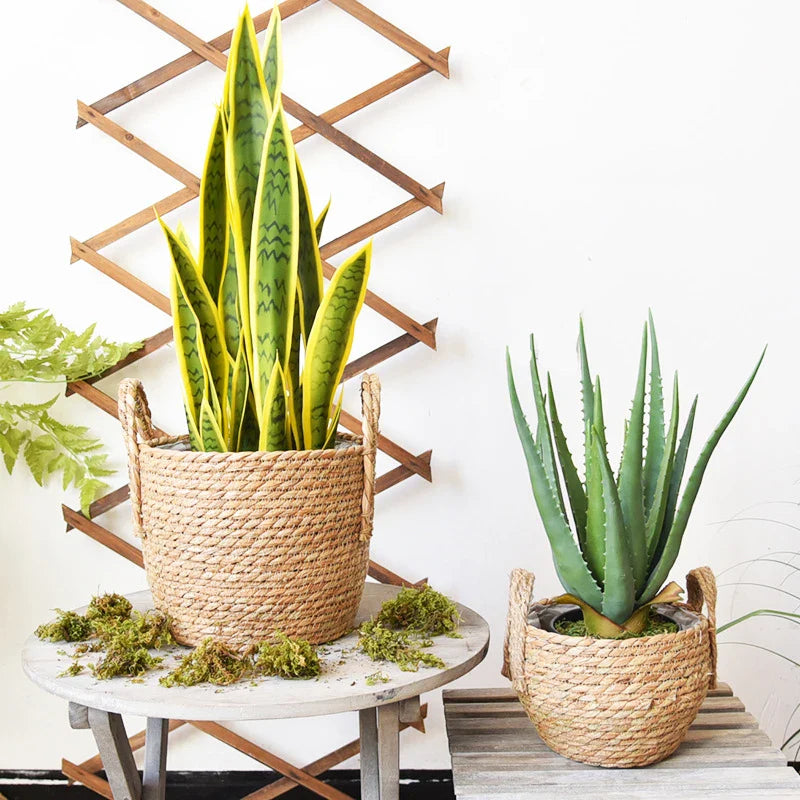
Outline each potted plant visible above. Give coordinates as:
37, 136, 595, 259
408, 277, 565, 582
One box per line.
118, 8, 377, 651
503, 314, 763, 767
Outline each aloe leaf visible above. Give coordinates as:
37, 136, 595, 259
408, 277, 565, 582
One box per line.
314, 199, 331, 242
547, 374, 587, 544
617, 323, 648, 590
302, 244, 371, 449
199, 393, 226, 452
644, 372, 679, 566
261, 9, 283, 106
225, 8, 271, 268
507, 352, 604, 610
640, 349, 766, 603
583, 383, 606, 585
592, 429, 636, 624
529, 336, 565, 515
161, 222, 227, 414
642, 311, 665, 516
258, 358, 288, 451
199, 107, 228, 301
249, 102, 299, 417
296, 158, 324, 343
577, 318, 595, 475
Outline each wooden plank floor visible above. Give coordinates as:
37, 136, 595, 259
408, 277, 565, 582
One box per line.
443, 683, 800, 799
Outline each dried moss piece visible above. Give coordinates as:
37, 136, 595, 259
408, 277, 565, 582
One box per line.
86, 593, 132, 621
58, 661, 84, 677
358, 621, 445, 672
254, 633, 320, 679
94, 610, 174, 650
555, 613, 679, 639
365, 671, 389, 685
35, 610, 93, 642
160, 639, 251, 687
92, 644, 163, 680
376, 586, 460, 637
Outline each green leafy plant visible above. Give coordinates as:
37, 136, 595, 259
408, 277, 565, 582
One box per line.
0, 303, 140, 513
507, 314, 764, 637
162, 8, 370, 453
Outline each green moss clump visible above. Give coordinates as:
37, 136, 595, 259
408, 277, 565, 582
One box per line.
358, 621, 445, 672
376, 586, 460, 637
58, 661, 84, 677
35, 610, 93, 642
365, 671, 389, 685
92, 645, 163, 680
254, 633, 320, 679
94, 610, 174, 650
159, 639, 251, 687
86, 593, 132, 621
555, 614, 679, 639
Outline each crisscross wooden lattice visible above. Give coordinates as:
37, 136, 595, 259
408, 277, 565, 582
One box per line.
62, 1, 448, 797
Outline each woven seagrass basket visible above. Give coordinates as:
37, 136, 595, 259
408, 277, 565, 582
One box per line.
502, 566, 717, 768
118, 374, 380, 651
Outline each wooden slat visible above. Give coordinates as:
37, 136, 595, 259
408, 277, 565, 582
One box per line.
245, 704, 428, 800
443, 683, 733, 703
61, 760, 113, 800
342, 319, 437, 381
368, 560, 421, 588
189, 721, 354, 800
62, 505, 144, 568
65, 484, 130, 530
327, 0, 449, 78
375, 450, 432, 494
65, 327, 173, 395
76, 100, 200, 192
70, 239, 171, 314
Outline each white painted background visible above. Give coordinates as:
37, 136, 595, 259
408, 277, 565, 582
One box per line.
2, 0, 800, 772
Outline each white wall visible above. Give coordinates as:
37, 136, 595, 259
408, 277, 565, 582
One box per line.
2, 0, 800, 772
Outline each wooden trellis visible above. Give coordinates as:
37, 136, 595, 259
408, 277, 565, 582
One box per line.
62, 0, 449, 797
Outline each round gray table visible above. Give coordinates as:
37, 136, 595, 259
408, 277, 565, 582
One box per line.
23, 583, 490, 800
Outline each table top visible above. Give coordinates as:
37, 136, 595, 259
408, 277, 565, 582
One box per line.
443, 683, 800, 800
23, 583, 489, 721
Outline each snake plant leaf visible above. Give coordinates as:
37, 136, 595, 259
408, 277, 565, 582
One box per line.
249, 102, 299, 418
218, 225, 241, 359
547, 374, 587, 544
303, 243, 371, 449
161, 222, 227, 415
507, 352, 604, 610
640, 348, 766, 603
323, 388, 344, 448
583, 380, 607, 585
262, 8, 283, 106
644, 373, 679, 564
592, 428, 636, 624
314, 199, 331, 243
529, 336, 565, 516
227, 339, 250, 450
286, 298, 303, 447
226, 8, 271, 267
258, 358, 288, 451
643, 310, 665, 517
296, 158, 324, 343
617, 323, 648, 590
199, 393, 226, 452
199, 107, 228, 301
577, 318, 595, 475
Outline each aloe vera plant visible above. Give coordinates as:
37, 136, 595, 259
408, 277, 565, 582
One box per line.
161, 8, 370, 452
507, 315, 764, 637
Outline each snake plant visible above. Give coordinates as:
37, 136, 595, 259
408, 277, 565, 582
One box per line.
161, 8, 370, 452
507, 314, 764, 637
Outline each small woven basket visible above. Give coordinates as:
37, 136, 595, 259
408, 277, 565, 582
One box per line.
502, 567, 717, 768
118, 374, 381, 651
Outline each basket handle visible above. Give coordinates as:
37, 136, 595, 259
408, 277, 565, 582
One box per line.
686, 566, 717, 690
359, 373, 381, 542
118, 378, 155, 537
502, 568, 535, 682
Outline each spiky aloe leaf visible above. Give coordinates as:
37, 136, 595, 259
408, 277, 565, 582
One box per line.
547, 374, 587, 544
258, 358, 288, 451
592, 429, 636, 624
529, 336, 565, 516
161, 222, 227, 416
314, 199, 331, 242
639, 349, 766, 603
249, 102, 299, 418
644, 373, 679, 564
507, 352, 604, 611
577, 318, 594, 476
583, 379, 607, 585
643, 311, 665, 517
296, 158, 324, 344
262, 9, 283, 106
302, 244, 371, 449
617, 323, 648, 591
199, 107, 227, 301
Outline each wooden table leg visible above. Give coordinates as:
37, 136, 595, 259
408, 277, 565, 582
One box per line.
69, 703, 142, 800
142, 718, 168, 800
359, 702, 402, 800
